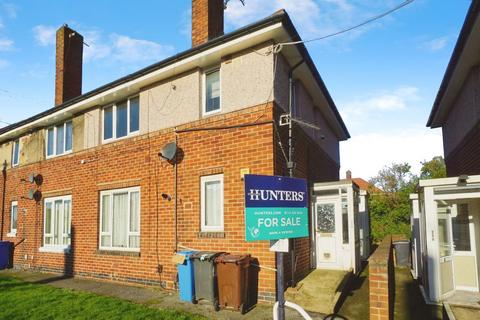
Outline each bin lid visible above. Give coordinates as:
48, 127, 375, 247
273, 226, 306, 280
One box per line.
191, 251, 224, 261
215, 254, 251, 265
177, 250, 196, 258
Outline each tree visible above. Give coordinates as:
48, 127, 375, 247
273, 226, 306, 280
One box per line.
368, 163, 418, 242
420, 156, 446, 179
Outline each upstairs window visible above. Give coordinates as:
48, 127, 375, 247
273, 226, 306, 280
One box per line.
203, 69, 221, 115
103, 96, 140, 142
46, 121, 73, 158
11, 139, 19, 167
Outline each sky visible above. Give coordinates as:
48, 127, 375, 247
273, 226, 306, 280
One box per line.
0, 0, 472, 180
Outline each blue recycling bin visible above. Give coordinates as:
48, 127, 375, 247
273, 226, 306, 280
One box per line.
0, 241, 13, 270
177, 250, 196, 303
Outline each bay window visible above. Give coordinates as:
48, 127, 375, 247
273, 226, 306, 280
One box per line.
99, 187, 140, 251
103, 96, 140, 142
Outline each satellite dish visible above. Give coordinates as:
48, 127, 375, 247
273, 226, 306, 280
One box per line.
159, 142, 178, 161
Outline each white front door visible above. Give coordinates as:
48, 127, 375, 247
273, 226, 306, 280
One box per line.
437, 203, 455, 296
315, 198, 342, 269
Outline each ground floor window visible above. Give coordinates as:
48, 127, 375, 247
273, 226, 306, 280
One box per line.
200, 174, 224, 232
8, 201, 18, 236
43, 196, 72, 249
99, 187, 140, 251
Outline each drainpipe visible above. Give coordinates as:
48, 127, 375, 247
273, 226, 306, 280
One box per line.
174, 133, 178, 253
277, 59, 304, 320
1, 160, 6, 241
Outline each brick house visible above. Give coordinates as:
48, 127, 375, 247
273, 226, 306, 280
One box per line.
427, 0, 480, 176
0, 0, 349, 302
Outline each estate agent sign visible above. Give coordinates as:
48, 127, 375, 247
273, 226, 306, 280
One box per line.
244, 174, 309, 241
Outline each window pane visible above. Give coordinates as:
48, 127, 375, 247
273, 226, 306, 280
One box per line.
101, 195, 110, 233
104, 107, 113, 140
130, 191, 139, 232
129, 235, 139, 248
205, 70, 220, 113
65, 122, 73, 151
64, 200, 71, 236
56, 124, 65, 155
452, 204, 471, 251
205, 180, 222, 227
116, 102, 128, 138
317, 204, 335, 233
45, 202, 52, 234
342, 198, 349, 244
129, 97, 139, 133
54, 200, 62, 245
12, 140, 19, 165
112, 193, 128, 247
11, 204, 17, 230
47, 128, 54, 156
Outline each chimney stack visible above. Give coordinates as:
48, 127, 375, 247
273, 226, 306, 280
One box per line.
55, 24, 83, 106
192, 0, 224, 47
346, 170, 352, 180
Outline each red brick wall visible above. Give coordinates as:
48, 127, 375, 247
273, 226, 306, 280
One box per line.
0, 104, 277, 301
369, 235, 394, 320
445, 122, 480, 177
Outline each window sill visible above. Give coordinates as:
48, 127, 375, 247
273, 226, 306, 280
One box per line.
102, 131, 140, 145
6, 232, 16, 238
39, 246, 71, 253
197, 232, 225, 239
96, 250, 140, 257
46, 150, 73, 159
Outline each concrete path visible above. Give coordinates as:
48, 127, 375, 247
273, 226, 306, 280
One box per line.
285, 269, 350, 315
3, 270, 325, 320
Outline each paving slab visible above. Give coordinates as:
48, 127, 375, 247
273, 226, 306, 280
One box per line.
2, 270, 324, 319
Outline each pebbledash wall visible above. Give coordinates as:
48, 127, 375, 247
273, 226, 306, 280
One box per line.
0, 47, 341, 302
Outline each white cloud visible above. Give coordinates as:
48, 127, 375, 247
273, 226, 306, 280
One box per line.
110, 34, 174, 63
33, 25, 56, 46
340, 127, 444, 180
0, 37, 13, 51
421, 36, 449, 52
32, 25, 174, 64
223, 0, 397, 43
340, 86, 420, 122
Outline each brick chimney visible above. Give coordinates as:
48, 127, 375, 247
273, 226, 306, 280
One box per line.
346, 170, 352, 180
192, 0, 224, 47
55, 24, 83, 106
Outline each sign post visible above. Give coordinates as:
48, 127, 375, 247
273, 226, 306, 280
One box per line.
244, 174, 308, 320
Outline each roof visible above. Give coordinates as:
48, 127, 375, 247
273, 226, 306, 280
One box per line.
427, 0, 480, 127
0, 10, 349, 141
352, 178, 383, 194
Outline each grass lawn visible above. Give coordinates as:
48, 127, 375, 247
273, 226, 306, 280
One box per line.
0, 274, 205, 320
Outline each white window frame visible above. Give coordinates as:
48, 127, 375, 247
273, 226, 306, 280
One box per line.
40, 195, 72, 253
45, 121, 73, 159
11, 139, 20, 167
102, 96, 140, 143
200, 174, 224, 232
7, 201, 18, 237
202, 68, 221, 116
99, 186, 141, 252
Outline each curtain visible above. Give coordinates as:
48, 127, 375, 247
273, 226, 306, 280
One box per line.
45, 202, 52, 244
101, 195, 111, 247
205, 180, 221, 227
113, 193, 128, 248
129, 191, 140, 248
11, 204, 17, 230
54, 200, 62, 245
63, 200, 71, 245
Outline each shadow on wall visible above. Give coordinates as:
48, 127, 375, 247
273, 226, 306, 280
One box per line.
33, 226, 75, 285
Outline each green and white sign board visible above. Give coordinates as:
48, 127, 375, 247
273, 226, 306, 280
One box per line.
244, 175, 309, 241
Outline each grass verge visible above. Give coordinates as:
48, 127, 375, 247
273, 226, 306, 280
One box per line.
0, 274, 205, 320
